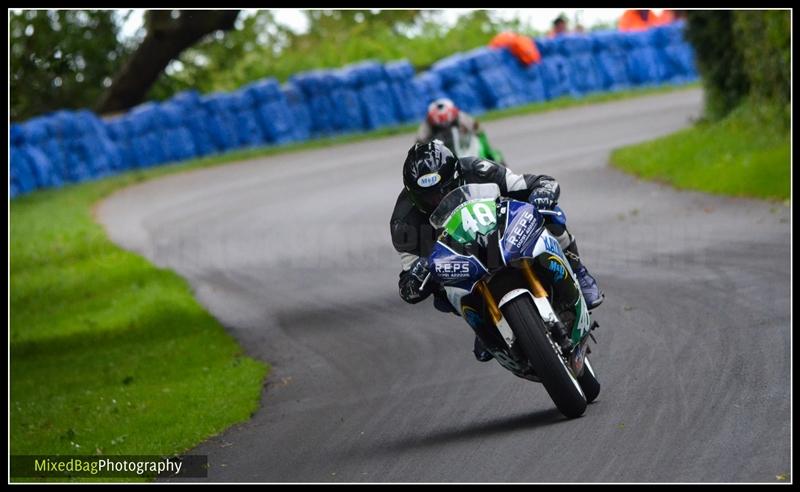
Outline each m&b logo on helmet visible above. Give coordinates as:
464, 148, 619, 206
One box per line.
417, 173, 442, 188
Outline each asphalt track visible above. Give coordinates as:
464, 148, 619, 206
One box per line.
97, 89, 791, 483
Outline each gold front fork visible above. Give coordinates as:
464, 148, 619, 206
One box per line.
520, 259, 548, 298
475, 281, 502, 325
475, 259, 547, 326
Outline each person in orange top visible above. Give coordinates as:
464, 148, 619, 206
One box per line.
489, 31, 541, 65
618, 9, 657, 32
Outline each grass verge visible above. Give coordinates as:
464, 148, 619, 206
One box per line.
10, 81, 698, 481
610, 101, 790, 201
10, 175, 268, 482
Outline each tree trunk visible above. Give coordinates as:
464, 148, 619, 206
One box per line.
96, 10, 239, 114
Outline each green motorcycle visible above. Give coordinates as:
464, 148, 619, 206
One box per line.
432, 126, 506, 164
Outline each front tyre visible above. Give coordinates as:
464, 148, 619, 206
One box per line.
578, 357, 600, 403
502, 295, 587, 418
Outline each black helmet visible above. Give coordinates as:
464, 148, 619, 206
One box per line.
403, 140, 462, 214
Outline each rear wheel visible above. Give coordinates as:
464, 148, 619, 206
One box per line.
502, 295, 587, 418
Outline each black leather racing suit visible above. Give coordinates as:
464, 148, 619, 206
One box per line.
390, 156, 575, 306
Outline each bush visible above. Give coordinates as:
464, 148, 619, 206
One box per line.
684, 10, 790, 125
684, 10, 750, 120
733, 10, 790, 126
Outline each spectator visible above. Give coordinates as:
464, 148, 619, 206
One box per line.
654, 9, 686, 25
547, 14, 569, 38
618, 9, 657, 32
489, 31, 541, 65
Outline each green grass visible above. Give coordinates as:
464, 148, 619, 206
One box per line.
610, 102, 790, 201
10, 81, 699, 482
10, 174, 269, 482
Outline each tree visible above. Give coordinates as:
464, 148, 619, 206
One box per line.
147, 10, 293, 99
10, 10, 130, 121
684, 10, 751, 120
684, 10, 790, 124
95, 9, 240, 114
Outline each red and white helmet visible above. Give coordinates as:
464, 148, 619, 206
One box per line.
426, 98, 459, 127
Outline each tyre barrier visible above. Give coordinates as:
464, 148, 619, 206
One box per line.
10, 22, 697, 198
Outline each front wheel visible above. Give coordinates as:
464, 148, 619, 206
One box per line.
578, 357, 600, 403
502, 295, 587, 418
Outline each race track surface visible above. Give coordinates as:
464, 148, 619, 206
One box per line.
97, 89, 791, 482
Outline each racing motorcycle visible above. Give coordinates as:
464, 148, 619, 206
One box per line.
420, 183, 600, 418
432, 126, 505, 164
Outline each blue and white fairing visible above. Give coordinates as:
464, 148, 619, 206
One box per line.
427, 242, 488, 315
499, 200, 546, 265
427, 242, 488, 292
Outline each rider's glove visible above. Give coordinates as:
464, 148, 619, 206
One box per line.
528, 178, 560, 210
398, 258, 434, 304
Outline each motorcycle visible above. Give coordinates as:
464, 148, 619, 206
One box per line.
421, 183, 600, 418
432, 126, 505, 164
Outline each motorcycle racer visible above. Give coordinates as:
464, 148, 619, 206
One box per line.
416, 98, 504, 163
390, 140, 604, 362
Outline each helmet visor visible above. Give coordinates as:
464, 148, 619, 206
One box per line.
409, 174, 460, 214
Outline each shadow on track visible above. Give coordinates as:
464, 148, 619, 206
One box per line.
371, 407, 572, 455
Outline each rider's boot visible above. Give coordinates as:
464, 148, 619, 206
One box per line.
564, 239, 604, 309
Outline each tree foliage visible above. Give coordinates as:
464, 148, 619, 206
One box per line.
12, 9, 608, 120
96, 10, 240, 114
685, 10, 790, 124
148, 10, 543, 99
10, 10, 132, 121
732, 10, 790, 112
683, 10, 751, 120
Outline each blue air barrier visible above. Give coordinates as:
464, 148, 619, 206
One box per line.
348, 61, 401, 130
329, 69, 367, 132
37, 115, 70, 183
201, 93, 240, 152
556, 34, 604, 95
464, 47, 523, 110
158, 102, 198, 162
534, 37, 579, 99
10, 129, 38, 196
281, 82, 312, 142
129, 103, 167, 167
245, 79, 298, 145
16, 118, 61, 189
649, 23, 698, 83
591, 31, 632, 91
430, 54, 486, 115
12, 122, 58, 193
290, 71, 338, 136
385, 60, 425, 122
106, 116, 137, 171
11, 24, 699, 198
306, 71, 337, 134
170, 90, 219, 157
412, 71, 448, 111
496, 48, 546, 104
621, 30, 665, 86
228, 90, 267, 148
